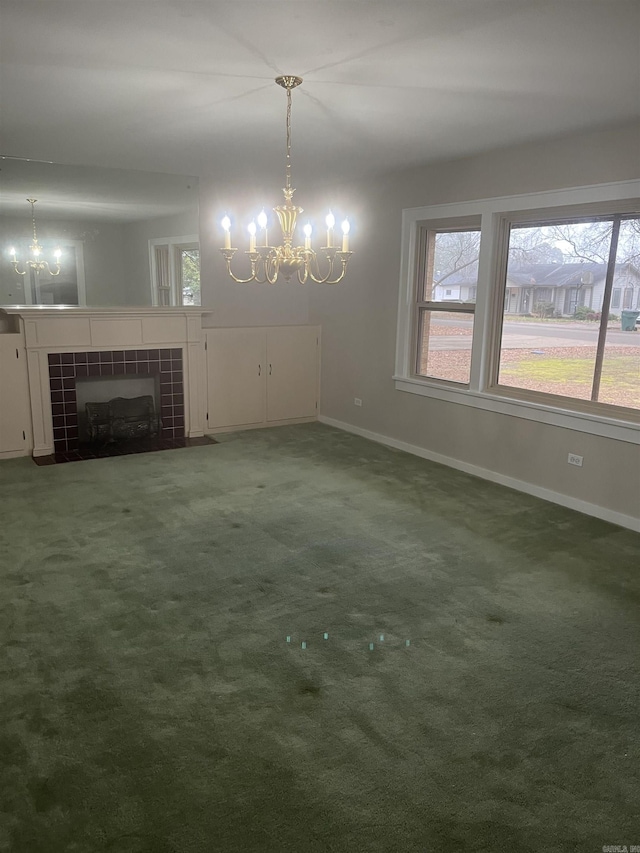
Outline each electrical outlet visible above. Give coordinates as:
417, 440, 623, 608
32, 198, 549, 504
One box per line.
567, 453, 583, 467
354, 397, 362, 407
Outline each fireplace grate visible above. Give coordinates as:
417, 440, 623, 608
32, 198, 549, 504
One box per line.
86, 395, 160, 443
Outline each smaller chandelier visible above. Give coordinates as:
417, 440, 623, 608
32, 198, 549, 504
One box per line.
10, 198, 62, 277
220, 76, 353, 284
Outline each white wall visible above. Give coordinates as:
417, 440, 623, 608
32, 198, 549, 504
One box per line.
308, 121, 640, 524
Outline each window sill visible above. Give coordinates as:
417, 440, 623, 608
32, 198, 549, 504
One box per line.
393, 375, 640, 444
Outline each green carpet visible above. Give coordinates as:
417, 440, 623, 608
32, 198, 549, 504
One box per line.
1, 422, 638, 853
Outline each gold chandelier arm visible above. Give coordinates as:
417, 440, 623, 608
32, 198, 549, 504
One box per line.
265, 256, 279, 284
11, 261, 27, 276
220, 249, 259, 283
252, 263, 277, 284
220, 248, 285, 284
253, 246, 279, 283
226, 271, 259, 283
307, 251, 352, 284
322, 265, 349, 285
252, 250, 280, 283
43, 262, 62, 277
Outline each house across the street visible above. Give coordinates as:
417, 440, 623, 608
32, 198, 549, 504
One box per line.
434, 262, 640, 316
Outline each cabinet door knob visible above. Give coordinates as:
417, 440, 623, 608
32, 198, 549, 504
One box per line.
269, 364, 272, 375
258, 364, 261, 376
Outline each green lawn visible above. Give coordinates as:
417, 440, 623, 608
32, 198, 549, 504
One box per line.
500, 353, 639, 408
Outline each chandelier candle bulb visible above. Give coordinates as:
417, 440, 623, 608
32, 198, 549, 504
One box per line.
303, 223, 312, 250
326, 212, 335, 248
257, 210, 268, 246
247, 221, 257, 253
341, 220, 350, 252
221, 216, 231, 249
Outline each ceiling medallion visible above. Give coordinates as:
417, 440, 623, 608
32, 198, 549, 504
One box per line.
220, 76, 353, 284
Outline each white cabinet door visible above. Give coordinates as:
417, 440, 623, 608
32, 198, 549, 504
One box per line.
0, 337, 31, 453
266, 326, 319, 422
206, 328, 266, 429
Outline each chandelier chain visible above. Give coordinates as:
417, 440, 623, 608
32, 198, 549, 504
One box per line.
28, 199, 38, 243
285, 86, 292, 192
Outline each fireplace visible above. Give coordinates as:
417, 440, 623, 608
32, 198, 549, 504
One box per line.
0, 305, 209, 460
77, 375, 160, 442
48, 348, 184, 455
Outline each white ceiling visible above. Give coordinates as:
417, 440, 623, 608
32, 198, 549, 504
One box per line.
1, 0, 639, 194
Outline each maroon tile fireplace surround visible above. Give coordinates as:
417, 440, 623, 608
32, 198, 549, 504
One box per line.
48, 348, 184, 454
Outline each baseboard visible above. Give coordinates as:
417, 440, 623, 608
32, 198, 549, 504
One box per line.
318, 415, 640, 533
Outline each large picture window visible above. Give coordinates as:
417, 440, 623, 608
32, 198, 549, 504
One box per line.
496, 215, 639, 410
395, 182, 640, 441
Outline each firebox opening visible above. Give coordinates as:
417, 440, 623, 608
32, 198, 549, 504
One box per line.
76, 374, 160, 444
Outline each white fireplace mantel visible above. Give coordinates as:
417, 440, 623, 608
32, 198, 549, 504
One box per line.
0, 306, 212, 457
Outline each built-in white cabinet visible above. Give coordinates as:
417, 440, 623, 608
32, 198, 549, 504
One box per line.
0, 334, 32, 456
205, 325, 320, 431
206, 327, 267, 428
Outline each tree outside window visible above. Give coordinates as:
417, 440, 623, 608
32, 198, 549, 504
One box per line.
179, 248, 200, 306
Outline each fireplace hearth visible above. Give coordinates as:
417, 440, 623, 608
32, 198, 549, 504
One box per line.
33, 433, 216, 465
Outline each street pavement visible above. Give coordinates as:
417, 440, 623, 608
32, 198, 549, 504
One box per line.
430, 319, 640, 351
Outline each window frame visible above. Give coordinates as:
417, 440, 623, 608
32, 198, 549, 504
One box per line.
395, 181, 640, 445
412, 218, 481, 386
149, 235, 199, 306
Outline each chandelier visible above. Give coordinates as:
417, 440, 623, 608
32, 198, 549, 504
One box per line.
220, 76, 353, 284
10, 199, 62, 277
